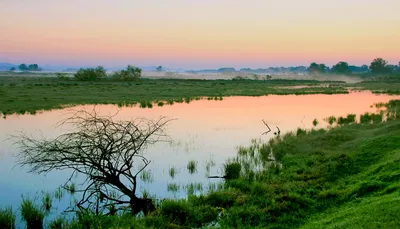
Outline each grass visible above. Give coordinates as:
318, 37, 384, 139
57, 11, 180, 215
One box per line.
187, 160, 198, 174
0, 75, 349, 115
140, 170, 154, 183
21, 197, 45, 229
167, 183, 180, 193
0, 207, 15, 229
300, 192, 400, 229
354, 76, 400, 95
168, 167, 177, 179
312, 118, 319, 127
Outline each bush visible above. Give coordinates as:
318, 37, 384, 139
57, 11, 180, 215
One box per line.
113, 65, 142, 81
74, 66, 107, 81
55, 73, 69, 80
0, 207, 15, 229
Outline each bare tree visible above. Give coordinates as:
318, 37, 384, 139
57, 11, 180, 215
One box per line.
16, 110, 173, 215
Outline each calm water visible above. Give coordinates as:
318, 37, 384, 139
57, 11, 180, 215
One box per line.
0, 91, 399, 224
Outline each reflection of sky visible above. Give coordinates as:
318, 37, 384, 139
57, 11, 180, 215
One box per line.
1, 91, 400, 219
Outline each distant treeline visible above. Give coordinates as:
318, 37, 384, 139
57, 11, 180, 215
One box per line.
9, 63, 42, 71
188, 58, 400, 75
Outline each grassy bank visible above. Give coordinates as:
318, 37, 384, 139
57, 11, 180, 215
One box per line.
354, 76, 400, 95
0, 76, 348, 115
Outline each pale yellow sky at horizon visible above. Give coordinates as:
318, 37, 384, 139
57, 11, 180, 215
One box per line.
0, 0, 399, 68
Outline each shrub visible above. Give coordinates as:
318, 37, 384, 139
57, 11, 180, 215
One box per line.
74, 66, 107, 81
113, 65, 142, 81
0, 207, 15, 229
232, 76, 248, 81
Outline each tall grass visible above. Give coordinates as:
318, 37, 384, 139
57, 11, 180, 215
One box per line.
169, 167, 177, 179
21, 197, 45, 229
224, 160, 241, 180
312, 118, 319, 127
167, 183, 180, 193
0, 207, 15, 229
140, 170, 154, 183
187, 160, 198, 174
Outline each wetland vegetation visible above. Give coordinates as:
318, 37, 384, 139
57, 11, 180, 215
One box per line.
1, 66, 400, 228
1, 69, 400, 116
0, 70, 352, 116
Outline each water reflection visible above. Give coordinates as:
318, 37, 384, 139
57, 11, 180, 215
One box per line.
0, 91, 399, 215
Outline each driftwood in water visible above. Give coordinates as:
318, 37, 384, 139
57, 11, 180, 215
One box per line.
262, 120, 280, 136
208, 175, 227, 179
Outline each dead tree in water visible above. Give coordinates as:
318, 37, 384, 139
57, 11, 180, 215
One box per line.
262, 120, 271, 135
262, 120, 280, 136
16, 109, 172, 215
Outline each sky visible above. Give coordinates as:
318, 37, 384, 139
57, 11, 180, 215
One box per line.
0, 0, 399, 69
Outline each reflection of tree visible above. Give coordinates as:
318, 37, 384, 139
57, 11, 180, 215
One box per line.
17, 110, 172, 215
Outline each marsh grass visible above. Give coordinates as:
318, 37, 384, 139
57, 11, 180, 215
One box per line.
223, 160, 241, 180
187, 160, 198, 174
49, 217, 66, 229
0, 207, 15, 229
41, 192, 52, 213
169, 167, 177, 179
312, 118, 319, 127
139, 101, 147, 108
140, 170, 154, 183
21, 197, 45, 229
167, 183, 180, 193
338, 113, 357, 125
66, 183, 76, 195
0, 76, 350, 115
185, 183, 203, 196
205, 159, 216, 174
54, 187, 64, 200
328, 116, 337, 125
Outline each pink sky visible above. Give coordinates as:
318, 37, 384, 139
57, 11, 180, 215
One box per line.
1, 0, 399, 68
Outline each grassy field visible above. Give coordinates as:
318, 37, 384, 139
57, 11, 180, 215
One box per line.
0, 75, 348, 115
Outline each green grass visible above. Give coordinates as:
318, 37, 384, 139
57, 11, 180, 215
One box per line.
354, 77, 400, 95
0, 207, 15, 229
21, 197, 45, 229
187, 160, 198, 174
300, 192, 400, 229
168, 167, 177, 179
0, 75, 349, 115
